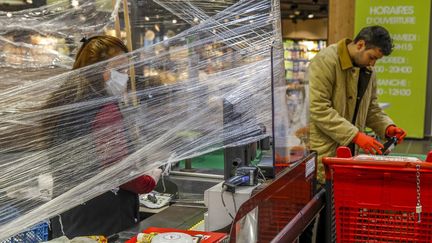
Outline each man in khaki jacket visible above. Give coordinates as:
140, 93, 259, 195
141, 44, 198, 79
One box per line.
308, 26, 407, 182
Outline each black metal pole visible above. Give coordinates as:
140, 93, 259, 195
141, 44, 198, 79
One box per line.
270, 41, 276, 178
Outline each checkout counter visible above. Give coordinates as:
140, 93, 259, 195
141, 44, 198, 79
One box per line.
115, 205, 207, 242
113, 149, 324, 243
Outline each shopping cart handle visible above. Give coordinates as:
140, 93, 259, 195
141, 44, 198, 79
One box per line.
336, 146, 352, 158
426, 151, 432, 162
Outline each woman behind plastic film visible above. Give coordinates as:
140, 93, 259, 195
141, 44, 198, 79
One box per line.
44, 35, 162, 238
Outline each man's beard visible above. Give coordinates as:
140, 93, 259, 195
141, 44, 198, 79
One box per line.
353, 58, 367, 68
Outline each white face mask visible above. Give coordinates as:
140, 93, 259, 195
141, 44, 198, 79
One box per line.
106, 70, 128, 97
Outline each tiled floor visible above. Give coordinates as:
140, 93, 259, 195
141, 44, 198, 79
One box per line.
392, 138, 432, 155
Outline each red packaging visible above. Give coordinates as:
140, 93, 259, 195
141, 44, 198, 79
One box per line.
125, 227, 228, 243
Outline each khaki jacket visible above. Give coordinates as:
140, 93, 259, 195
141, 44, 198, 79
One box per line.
308, 39, 394, 181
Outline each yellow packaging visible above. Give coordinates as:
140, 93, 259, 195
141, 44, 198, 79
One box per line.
85, 236, 108, 243
136, 232, 158, 243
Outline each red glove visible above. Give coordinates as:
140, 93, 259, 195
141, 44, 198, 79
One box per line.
353, 132, 384, 155
386, 125, 407, 144
120, 175, 156, 194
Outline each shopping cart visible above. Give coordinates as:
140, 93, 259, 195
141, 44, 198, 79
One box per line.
323, 147, 432, 243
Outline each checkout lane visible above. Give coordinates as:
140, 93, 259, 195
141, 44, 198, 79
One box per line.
115, 204, 208, 242
113, 150, 320, 243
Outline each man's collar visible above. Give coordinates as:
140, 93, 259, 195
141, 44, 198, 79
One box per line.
337, 38, 353, 70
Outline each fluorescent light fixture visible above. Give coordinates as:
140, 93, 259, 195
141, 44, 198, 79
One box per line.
71, 0, 79, 7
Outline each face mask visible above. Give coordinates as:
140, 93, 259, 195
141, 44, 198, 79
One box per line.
106, 70, 128, 97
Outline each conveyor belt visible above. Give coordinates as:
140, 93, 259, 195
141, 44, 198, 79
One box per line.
115, 205, 206, 242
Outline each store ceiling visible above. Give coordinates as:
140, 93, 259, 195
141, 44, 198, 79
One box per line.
280, 0, 328, 20
0, 0, 329, 22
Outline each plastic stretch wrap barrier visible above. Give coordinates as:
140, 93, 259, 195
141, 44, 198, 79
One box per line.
0, 0, 122, 123
0, 0, 306, 239
0, 0, 121, 69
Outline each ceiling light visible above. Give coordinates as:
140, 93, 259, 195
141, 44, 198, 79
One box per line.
156, 15, 160, 19
308, 14, 314, 19
71, 0, 79, 7
172, 19, 177, 24
193, 17, 199, 23
294, 10, 301, 15
154, 24, 160, 32
26, 0, 33, 3
289, 14, 295, 18
144, 16, 150, 21
6, 12, 12, 18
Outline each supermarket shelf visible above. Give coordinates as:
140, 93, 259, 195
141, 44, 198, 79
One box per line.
284, 58, 309, 62
283, 39, 326, 85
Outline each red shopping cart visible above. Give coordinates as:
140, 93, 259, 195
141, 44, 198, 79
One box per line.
323, 147, 432, 243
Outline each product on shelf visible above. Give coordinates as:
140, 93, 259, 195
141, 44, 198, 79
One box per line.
283, 39, 326, 83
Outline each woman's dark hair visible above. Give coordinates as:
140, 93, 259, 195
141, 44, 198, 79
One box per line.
41, 35, 128, 145
45, 35, 128, 108
73, 35, 128, 70
354, 25, 393, 56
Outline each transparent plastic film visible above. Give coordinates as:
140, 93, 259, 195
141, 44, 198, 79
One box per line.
274, 39, 309, 165
0, 0, 121, 69
0, 0, 293, 239
154, 0, 237, 23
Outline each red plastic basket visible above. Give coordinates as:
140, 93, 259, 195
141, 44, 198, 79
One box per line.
323, 148, 432, 243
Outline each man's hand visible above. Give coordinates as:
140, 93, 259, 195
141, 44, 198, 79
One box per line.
353, 132, 384, 155
386, 125, 407, 144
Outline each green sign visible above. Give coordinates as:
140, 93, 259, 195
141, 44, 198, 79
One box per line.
355, 1, 431, 138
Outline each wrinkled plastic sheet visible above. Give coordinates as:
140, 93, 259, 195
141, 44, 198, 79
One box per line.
0, 0, 308, 240
0, 0, 121, 69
